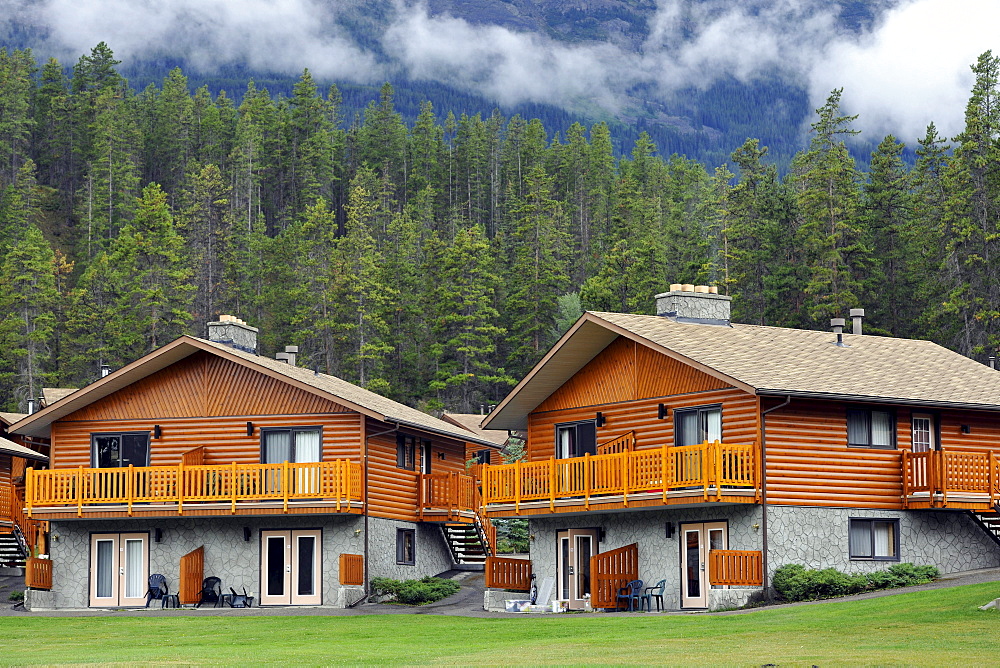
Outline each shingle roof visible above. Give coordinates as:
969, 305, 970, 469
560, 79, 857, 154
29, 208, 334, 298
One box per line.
42, 387, 77, 406
441, 413, 509, 447
0, 436, 48, 462
592, 311, 1000, 408
0, 412, 26, 426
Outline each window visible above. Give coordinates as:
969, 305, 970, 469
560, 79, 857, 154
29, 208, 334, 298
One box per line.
396, 434, 426, 470
472, 449, 491, 465
421, 441, 432, 474
849, 519, 899, 560
261, 428, 322, 463
396, 528, 415, 565
847, 409, 895, 449
556, 421, 597, 459
675, 406, 722, 446
92, 432, 150, 468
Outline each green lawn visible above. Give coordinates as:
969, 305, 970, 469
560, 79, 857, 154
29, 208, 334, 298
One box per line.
3, 583, 1000, 666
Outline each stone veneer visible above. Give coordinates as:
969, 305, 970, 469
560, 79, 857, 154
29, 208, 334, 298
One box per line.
765, 506, 1000, 579
37, 515, 456, 609
526, 505, 763, 611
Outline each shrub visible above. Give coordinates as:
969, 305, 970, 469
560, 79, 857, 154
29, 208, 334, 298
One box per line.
369, 576, 460, 605
773, 562, 937, 602
8, 590, 24, 603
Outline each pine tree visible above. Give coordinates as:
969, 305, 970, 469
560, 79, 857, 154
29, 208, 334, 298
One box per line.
0, 48, 36, 186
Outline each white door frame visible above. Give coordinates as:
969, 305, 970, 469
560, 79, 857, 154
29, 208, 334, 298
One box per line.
260, 529, 322, 605
89, 532, 148, 607
680, 521, 727, 608
556, 528, 599, 610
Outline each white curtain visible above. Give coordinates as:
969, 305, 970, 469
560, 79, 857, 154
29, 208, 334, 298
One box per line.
874, 521, 895, 557
557, 427, 573, 459
706, 410, 722, 443
678, 412, 699, 446
294, 430, 321, 462
849, 521, 872, 558
871, 412, 893, 448
96, 540, 114, 598
264, 431, 291, 463
124, 539, 143, 598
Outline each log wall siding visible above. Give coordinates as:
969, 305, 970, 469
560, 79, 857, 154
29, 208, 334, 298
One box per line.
51, 413, 362, 469
65, 352, 347, 422
364, 417, 469, 521
529, 388, 758, 461
536, 338, 729, 413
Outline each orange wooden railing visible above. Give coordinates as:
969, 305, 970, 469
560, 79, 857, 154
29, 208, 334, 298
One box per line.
709, 549, 763, 586
481, 441, 757, 509
25, 460, 364, 517
484, 556, 532, 590
181, 446, 206, 466
0, 480, 11, 528
25, 557, 52, 590
590, 543, 639, 609
179, 546, 204, 604
902, 449, 1000, 508
419, 472, 478, 517
339, 553, 365, 586
596, 431, 635, 455
2, 461, 47, 555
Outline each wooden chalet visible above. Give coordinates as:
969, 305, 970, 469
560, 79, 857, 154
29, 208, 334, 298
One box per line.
0, 413, 48, 570
480, 286, 1000, 611
10, 317, 498, 609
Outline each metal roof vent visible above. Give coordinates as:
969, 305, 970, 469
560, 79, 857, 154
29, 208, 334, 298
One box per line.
831, 318, 849, 347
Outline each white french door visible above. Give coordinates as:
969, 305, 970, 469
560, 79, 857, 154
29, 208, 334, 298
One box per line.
680, 521, 727, 608
89, 533, 148, 607
557, 529, 598, 610
911, 413, 937, 453
260, 529, 322, 605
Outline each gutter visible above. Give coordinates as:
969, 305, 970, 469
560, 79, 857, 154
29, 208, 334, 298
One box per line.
759, 395, 791, 598
756, 389, 1000, 413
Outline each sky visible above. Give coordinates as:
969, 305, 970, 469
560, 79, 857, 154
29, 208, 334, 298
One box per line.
2, 0, 998, 141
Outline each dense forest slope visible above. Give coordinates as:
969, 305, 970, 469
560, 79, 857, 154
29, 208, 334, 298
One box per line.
0, 42, 998, 420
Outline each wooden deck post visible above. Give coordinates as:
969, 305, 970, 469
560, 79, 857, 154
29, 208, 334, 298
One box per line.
515, 459, 521, 513
549, 456, 556, 511
76, 466, 83, 517
177, 462, 184, 515
585, 452, 591, 510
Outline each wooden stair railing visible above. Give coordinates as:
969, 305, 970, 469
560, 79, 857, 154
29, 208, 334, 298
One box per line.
596, 431, 635, 456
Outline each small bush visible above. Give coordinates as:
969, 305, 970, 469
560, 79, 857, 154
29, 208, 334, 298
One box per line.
8, 590, 24, 602
369, 576, 460, 605
773, 562, 938, 602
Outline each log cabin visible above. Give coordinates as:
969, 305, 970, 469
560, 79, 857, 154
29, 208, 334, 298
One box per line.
10, 316, 498, 609
0, 412, 48, 568
480, 285, 1000, 611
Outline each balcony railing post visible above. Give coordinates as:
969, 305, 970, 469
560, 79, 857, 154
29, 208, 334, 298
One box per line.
126, 464, 134, 516
661, 442, 668, 502
282, 460, 289, 512
901, 450, 909, 509
76, 466, 83, 517
25, 467, 33, 519
585, 453, 592, 510
232, 461, 238, 514
621, 449, 628, 507
549, 456, 555, 511
336, 461, 342, 512
515, 459, 521, 513
177, 462, 184, 515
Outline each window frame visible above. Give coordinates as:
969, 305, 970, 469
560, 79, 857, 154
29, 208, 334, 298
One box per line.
555, 420, 597, 459
472, 449, 492, 465
396, 433, 429, 471
396, 528, 416, 565
849, 518, 900, 561
846, 408, 897, 450
90, 431, 151, 468
673, 405, 723, 447
259, 426, 324, 464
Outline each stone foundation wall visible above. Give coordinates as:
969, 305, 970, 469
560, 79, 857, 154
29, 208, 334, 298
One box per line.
766, 506, 1000, 579
366, 517, 454, 581
527, 506, 763, 611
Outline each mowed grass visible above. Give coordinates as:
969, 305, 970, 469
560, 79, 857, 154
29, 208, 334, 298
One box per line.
3, 583, 1000, 666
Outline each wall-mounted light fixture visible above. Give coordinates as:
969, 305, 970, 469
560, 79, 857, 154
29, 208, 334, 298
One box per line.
246, 421, 254, 437
657, 403, 668, 420
961, 425, 972, 434
153, 528, 163, 543
437, 452, 446, 460
243, 526, 252, 542
153, 425, 162, 439
596, 412, 606, 427
664, 522, 674, 539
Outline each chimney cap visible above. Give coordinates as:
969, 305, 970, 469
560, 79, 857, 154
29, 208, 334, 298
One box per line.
849, 308, 865, 318
284, 345, 299, 354
830, 318, 846, 327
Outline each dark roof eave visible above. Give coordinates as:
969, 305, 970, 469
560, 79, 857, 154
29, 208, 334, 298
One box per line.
383, 416, 500, 448
756, 388, 1000, 412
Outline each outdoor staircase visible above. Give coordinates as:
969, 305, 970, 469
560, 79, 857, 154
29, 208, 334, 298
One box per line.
0, 530, 27, 568
441, 521, 491, 569
969, 508, 1000, 547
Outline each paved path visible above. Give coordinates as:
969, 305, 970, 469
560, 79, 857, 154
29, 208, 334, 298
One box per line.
2, 567, 999, 618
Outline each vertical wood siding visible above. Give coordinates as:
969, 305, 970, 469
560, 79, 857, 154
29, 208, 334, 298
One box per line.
536, 338, 730, 413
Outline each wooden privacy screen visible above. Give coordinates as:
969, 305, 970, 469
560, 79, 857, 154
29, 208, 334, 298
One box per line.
709, 550, 763, 586
484, 556, 532, 591
590, 543, 639, 609
339, 554, 364, 585
25, 557, 52, 590
179, 546, 204, 604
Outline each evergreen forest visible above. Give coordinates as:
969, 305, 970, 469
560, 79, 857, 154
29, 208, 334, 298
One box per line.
2, 43, 1000, 415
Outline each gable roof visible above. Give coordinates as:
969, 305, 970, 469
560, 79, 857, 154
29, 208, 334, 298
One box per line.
440, 413, 509, 448
42, 387, 78, 406
0, 412, 27, 427
11, 336, 497, 447
483, 311, 1000, 430
0, 436, 48, 463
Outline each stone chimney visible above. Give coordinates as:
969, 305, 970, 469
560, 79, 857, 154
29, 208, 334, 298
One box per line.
207, 315, 258, 354
655, 284, 731, 326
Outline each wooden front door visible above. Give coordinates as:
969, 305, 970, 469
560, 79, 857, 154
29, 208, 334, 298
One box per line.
557, 529, 598, 610
911, 413, 937, 453
260, 529, 322, 605
89, 532, 148, 607
680, 522, 726, 608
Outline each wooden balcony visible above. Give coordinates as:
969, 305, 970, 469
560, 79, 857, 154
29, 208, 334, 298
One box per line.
24, 460, 364, 520
480, 441, 759, 517
903, 449, 1000, 510
418, 472, 480, 522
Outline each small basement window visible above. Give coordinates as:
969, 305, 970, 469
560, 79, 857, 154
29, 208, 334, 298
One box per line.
396, 529, 415, 565
849, 518, 899, 560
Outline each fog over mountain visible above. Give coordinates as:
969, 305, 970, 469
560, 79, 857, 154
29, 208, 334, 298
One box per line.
3, 0, 998, 141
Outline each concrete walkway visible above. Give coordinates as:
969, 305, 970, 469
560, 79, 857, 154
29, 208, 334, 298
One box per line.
3, 567, 999, 618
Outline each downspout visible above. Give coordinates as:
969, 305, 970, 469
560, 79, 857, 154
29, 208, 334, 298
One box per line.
348, 420, 399, 608
760, 395, 791, 598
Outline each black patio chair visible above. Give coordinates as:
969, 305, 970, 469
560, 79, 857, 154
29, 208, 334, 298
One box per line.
229, 587, 253, 608
196, 576, 223, 608
615, 579, 644, 612
641, 579, 666, 612
145, 574, 168, 608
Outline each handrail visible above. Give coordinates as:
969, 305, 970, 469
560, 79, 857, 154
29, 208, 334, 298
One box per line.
25, 460, 363, 515
481, 440, 757, 507
902, 449, 1000, 508
419, 472, 478, 519
709, 549, 763, 586
596, 431, 635, 455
